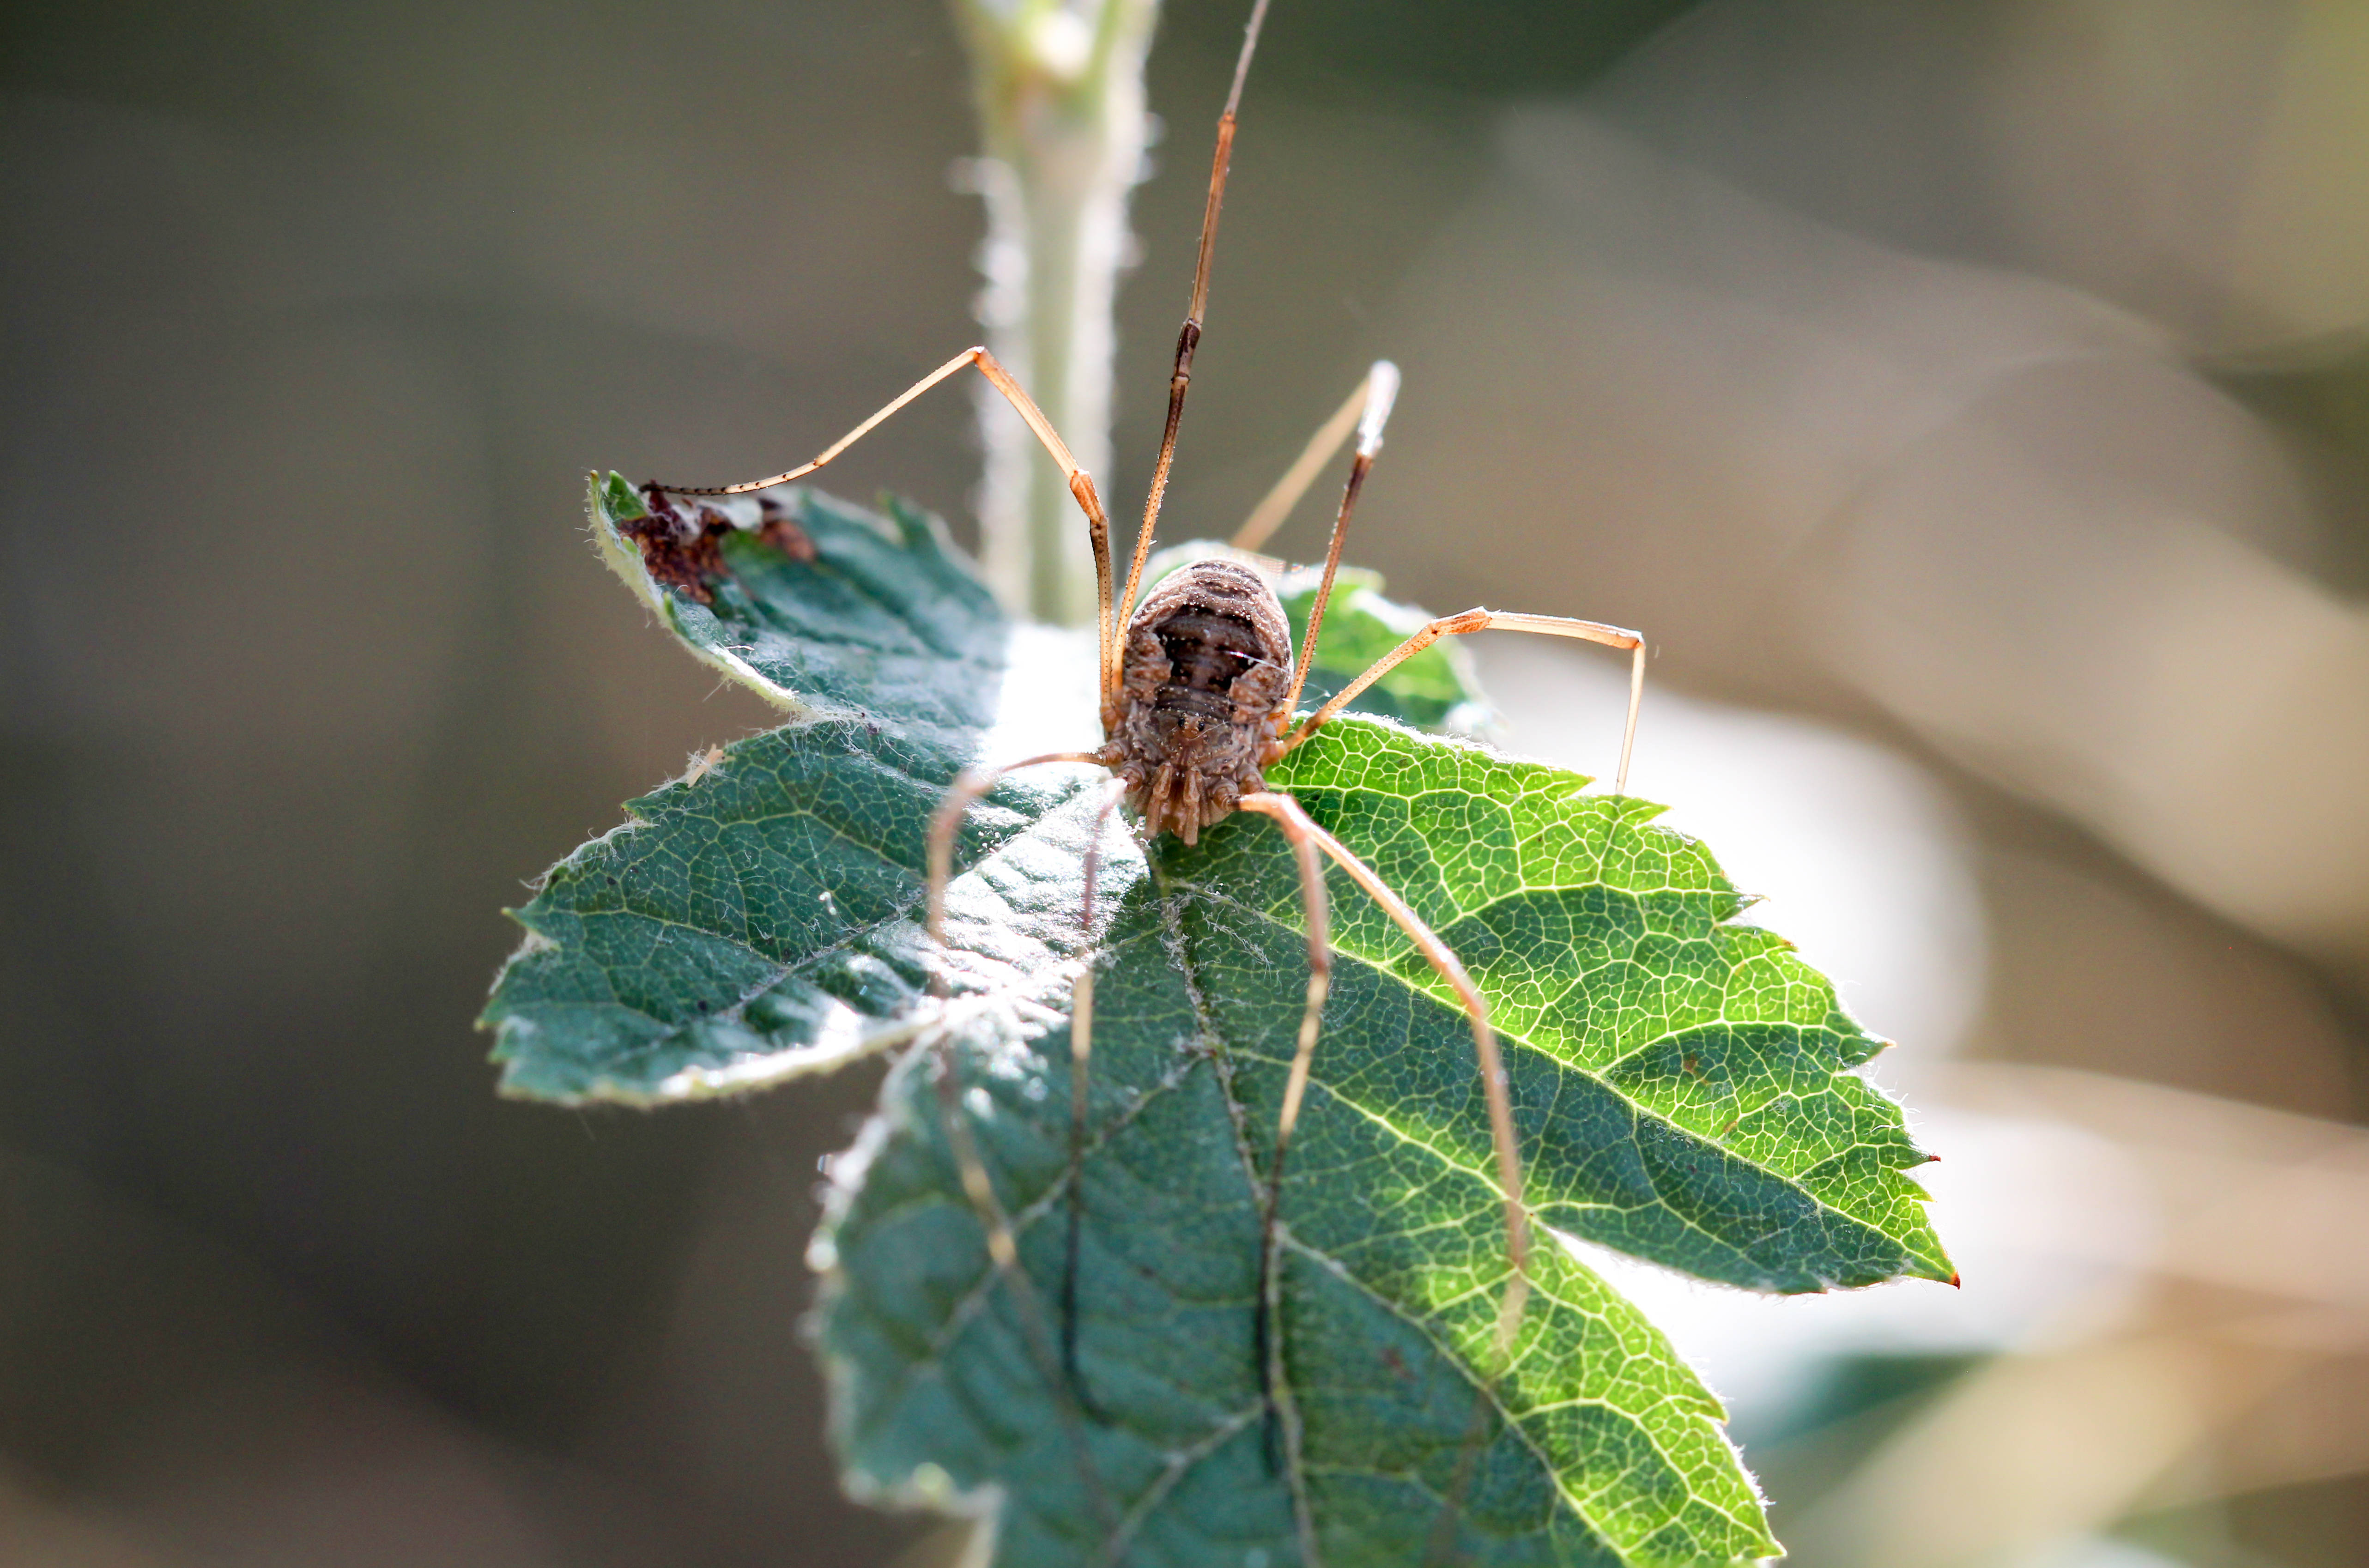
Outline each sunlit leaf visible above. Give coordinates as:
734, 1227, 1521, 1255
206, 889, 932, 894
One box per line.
486, 476, 1953, 1565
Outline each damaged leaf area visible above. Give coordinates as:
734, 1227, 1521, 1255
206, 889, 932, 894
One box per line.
485, 478, 1951, 1565
481, 478, 1023, 1101
617, 482, 817, 602
586, 472, 1003, 726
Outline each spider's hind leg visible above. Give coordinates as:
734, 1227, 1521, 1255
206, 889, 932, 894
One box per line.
1230, 793, 1333, 1469
1238, 788, 1532, 1555
1235, 793, 1533, 1355
1059, 775, 1133, 1418
921, 750, 1120, 1435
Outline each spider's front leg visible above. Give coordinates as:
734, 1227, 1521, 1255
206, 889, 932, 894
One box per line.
1289, 608, 1649, 793
649, 345, 1130, 709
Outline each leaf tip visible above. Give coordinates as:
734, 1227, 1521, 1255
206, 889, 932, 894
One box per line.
595, 469, 646, 524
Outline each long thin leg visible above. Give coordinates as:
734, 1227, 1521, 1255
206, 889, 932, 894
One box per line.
1116, 0, 1274, 633
927, 1041, 1114, 1532
1279, 810, 1535, 1568
1062, 775, 1131, 1414
925, 750, 1110, 946
1287, 609, 1649, 795
650, 347, 1120, 709
1230, 369, 1374, 552
1278, 362, 1401, 723
1231, 798, 1333, 1218
1239, 793, 1532, 1356
921, 754, 1121, 1523
1240, 801, 1533, 1561
1230, 794, 1333, 1461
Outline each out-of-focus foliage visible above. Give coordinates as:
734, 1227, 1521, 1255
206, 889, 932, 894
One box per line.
1166, 0, 1706, 94
13, 0, 2369, 1564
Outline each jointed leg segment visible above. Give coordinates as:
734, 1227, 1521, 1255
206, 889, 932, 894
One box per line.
1278, 363, 1400, 723
1231, 368, 1381, 553
1289, 608, 1649, 796
1062, 776, 1132, 1410
1238, 792, 1534, 1362
924, 1040, 1114, 1530
1233, 796, 1333, 1196
1232, 793, 1333, 1423
652, 347, 1123, 713
925, 750, 1110, 946
926, 753, 1133, 1418
1117, 0, 1275, 642
918, 751, 1130, 1510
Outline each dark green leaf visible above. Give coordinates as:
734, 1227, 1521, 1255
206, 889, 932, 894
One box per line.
582, 472, 1004, 730
1277, 563, 1488, 732
485, 478, 1076, 1101
489, 478, 1953, 1564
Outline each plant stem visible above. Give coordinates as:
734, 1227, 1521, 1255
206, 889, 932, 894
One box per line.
952, 0, 1160, 624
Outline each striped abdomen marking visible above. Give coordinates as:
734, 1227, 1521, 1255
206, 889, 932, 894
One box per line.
1155, 608, 1273, 726
1110, 558, 1296, 842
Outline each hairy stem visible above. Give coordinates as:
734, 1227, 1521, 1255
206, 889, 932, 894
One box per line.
953, 0, 1160, 625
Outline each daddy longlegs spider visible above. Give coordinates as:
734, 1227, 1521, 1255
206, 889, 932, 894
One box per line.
648, 0, 1647, 1535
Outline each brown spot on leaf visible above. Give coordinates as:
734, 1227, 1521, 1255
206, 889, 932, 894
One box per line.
621, 486, 819, 603
623, 485, 729, 603
757, 491, 818, 562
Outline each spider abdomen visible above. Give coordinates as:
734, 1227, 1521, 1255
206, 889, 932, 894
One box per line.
1109, 559, 1294, 844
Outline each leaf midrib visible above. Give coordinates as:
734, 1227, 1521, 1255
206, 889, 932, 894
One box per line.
1275, 1233, 1763, 1566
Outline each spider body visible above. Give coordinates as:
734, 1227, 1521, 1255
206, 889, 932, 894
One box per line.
649, 0, 1652, 1533
1107, 558, 1293, 844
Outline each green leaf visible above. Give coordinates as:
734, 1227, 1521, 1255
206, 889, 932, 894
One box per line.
1278, 564, 1489, 733
489, 478, 1953, 1564
581, 472, 1005, 728
483, 477, 1042, 1102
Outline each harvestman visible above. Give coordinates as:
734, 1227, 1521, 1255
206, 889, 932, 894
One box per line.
647, 0, 1646, 1496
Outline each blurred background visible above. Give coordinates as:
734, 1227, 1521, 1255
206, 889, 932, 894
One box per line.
5, 1, 2368, 1564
